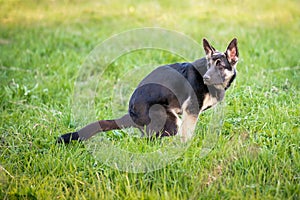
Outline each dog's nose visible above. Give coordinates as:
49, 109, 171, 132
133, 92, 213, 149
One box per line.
203, 75, 210, 81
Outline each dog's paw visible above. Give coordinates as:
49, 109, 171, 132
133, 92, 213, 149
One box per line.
56, 132, 79, 144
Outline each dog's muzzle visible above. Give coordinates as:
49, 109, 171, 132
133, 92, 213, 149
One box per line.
203, 74, 211, 85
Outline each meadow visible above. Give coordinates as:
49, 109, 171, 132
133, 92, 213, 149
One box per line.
0, 0, 299, 199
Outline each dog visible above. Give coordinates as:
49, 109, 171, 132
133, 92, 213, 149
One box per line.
57, 38, 239, 143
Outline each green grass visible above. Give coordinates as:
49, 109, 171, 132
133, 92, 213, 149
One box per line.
1, 0, 299, 199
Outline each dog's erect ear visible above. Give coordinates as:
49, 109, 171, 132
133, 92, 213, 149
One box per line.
226, 38, 239, 65
203, 38, 215, 56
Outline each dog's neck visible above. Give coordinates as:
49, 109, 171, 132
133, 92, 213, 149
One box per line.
191, 57, 208, 77
207, 85, 225, 101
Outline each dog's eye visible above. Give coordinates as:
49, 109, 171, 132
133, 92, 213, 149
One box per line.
216, 60, 225, 71
216, 60, 225, 67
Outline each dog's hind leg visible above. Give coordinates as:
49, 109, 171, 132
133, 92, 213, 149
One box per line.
137, 110, 179, 139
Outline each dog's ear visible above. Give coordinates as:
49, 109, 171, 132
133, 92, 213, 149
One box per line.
225, 38, 239, 65
203, 38, 215, 56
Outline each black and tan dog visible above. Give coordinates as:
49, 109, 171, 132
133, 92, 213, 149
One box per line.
57, 38, 239, 143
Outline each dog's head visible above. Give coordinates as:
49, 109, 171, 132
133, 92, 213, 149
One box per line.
202, 38, 239, 90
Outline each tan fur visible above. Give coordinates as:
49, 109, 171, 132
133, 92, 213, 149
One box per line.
178, 97, 198, 142
201, 94, 218, 112
169, 108, 182, 134
179, 112, 198, 143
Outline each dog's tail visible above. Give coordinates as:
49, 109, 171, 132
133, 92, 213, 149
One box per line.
56, 114, 134, 144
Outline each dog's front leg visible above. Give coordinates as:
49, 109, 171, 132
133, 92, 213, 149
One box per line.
179, 112, 198, 142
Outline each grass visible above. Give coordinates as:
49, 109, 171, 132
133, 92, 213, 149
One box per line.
0, 0, 299, 199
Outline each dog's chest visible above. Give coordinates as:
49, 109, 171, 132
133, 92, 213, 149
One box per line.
200, 94, 219, 112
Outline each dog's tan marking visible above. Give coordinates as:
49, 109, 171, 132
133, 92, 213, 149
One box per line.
224, 69, 234, 79
201, 94, 218, 112
169, 108, 182, 129
178, 97, 198, 142
180, 113, 198, 143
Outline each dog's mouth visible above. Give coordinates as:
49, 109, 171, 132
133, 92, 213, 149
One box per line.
203, 80, 222, 86
203, 80, 225, 89
203, 79, 211, 85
